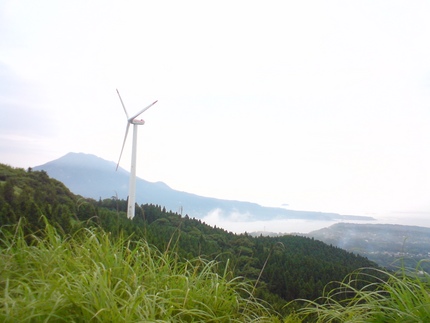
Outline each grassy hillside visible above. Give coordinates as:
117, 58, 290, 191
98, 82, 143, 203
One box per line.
0, 220, 276, 322
6, 163, 420, 321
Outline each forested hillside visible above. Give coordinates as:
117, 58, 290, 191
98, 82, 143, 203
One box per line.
0, 163, 379, 313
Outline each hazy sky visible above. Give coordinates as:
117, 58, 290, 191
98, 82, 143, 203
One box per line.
1, 1, 430, 225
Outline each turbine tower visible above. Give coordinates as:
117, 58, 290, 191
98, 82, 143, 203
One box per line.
116, 89, 158, 219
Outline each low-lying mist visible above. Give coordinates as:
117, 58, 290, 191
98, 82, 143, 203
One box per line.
202, 208, 430, 235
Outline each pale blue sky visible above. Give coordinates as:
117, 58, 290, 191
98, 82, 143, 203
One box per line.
1, 1, 430, 227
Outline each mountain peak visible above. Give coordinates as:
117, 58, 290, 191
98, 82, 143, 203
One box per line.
43, 152, 118, 170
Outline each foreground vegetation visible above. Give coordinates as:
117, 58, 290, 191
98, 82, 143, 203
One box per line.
2, 220, 430, 322
295, 264, 430, 322
0, 220, 275, 322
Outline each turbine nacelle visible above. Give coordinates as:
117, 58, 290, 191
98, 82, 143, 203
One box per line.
131, 119, 145, 125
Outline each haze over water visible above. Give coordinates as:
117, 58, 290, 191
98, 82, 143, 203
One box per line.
202, 209, 430, 234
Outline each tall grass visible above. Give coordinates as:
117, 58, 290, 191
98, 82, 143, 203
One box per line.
295, 264, 430, 322
0, 219, 276, 322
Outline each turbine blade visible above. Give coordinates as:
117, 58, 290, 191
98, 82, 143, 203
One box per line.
116, 123, 130, 171
129, 100, 158, 121
116, 89, 129, 119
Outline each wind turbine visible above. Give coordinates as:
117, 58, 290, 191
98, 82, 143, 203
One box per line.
116, 89, 158, 219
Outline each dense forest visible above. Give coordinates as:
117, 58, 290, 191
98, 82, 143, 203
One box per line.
0, 163, 382, 318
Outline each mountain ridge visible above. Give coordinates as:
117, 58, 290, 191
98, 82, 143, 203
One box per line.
34, 152, 376, 223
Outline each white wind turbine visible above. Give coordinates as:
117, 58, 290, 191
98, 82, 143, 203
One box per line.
116, 89, 158, 219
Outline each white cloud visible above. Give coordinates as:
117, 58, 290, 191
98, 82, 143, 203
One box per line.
203, 208, 253, 224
